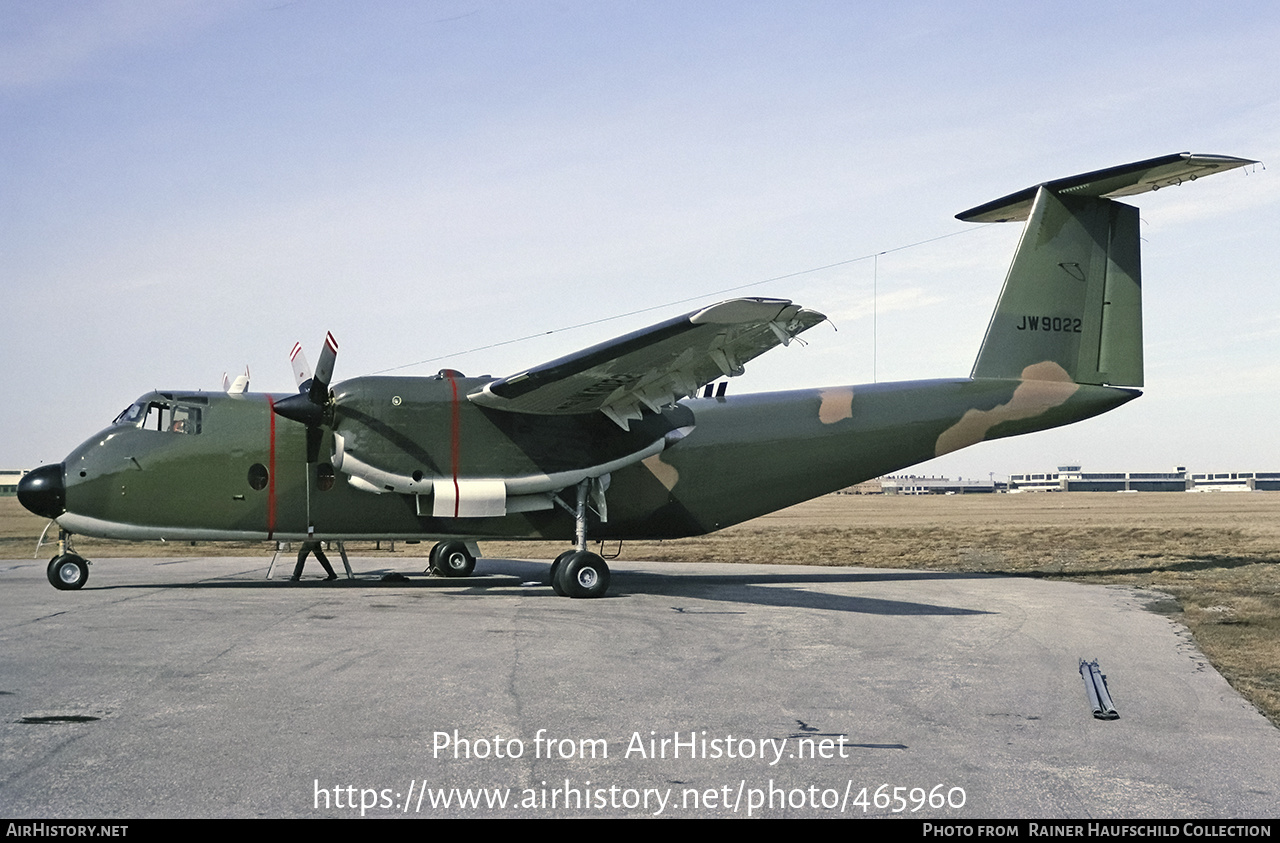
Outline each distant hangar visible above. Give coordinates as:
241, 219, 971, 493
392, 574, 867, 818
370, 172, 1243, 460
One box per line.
845, 466, 1280, 495
1009, 466, 1280, 493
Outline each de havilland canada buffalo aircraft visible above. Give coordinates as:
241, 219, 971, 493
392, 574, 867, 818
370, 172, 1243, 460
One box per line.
19, 153, 1254, 597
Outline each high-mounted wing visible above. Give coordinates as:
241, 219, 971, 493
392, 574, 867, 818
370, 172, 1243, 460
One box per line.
468, 297, 826, 429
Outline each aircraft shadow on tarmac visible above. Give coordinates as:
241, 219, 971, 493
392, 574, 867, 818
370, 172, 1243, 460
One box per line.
604, 569, 994, 616
78, 556, 995, 617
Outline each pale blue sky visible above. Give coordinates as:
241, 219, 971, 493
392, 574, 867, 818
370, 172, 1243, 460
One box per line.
4, 1, 1277, 480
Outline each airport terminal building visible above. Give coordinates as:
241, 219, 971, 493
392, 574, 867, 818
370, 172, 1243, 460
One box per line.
1, 470, 28, 496
1007, 465, 1280, 493
845, 466, 1280, 495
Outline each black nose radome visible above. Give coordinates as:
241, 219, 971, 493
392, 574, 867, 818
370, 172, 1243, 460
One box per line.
17, 463, 65, 519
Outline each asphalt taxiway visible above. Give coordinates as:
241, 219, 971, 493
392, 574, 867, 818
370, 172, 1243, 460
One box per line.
2, 554, 1277, 818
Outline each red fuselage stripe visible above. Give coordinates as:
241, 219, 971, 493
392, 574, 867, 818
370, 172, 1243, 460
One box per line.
266, 395, 277, 538
448, 373, 461, 518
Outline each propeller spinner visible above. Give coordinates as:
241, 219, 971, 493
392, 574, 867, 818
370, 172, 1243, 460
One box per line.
273, 332, 338, 462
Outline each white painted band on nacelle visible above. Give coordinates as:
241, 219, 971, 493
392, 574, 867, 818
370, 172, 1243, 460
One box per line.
433, 478, 506, 518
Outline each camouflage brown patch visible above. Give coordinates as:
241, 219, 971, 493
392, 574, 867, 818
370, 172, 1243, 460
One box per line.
641, 453, 679, 491
934, 361, 1079, 456
818, 387, 854, 424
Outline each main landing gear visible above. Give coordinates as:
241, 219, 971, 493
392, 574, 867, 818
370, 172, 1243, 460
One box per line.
428, 540, 477, 578
549, 549, 610, 599
547, 478, 611, 599
423, 478, 613, 598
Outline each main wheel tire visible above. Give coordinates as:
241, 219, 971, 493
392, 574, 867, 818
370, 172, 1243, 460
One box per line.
557, 551, 610, 599
432, 541, 476, 577
549, 550, 576, 596
426, 541, 445, 574
47, 554, 89, 591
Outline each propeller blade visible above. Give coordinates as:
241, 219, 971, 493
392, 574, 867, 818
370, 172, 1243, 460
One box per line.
309, 332, 338, 405
305, 426, 324, 464
290, 342, 313, 393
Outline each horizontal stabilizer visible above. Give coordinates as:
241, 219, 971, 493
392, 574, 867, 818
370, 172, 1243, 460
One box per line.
957, 153, 1257, 223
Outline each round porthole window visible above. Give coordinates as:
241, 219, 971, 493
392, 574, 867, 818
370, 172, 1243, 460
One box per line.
247, 463, 269, 491
317, 463, 335, 492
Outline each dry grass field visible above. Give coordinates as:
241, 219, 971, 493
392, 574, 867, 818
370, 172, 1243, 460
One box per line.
4, 492, 1278, 726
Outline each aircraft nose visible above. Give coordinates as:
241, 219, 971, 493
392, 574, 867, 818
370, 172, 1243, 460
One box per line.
17, 463, 66, 519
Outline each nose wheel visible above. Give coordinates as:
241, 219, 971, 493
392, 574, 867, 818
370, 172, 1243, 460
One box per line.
47, 554, 89, 590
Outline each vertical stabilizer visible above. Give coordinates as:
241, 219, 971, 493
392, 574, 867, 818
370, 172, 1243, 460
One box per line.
971, 189, 1142, 386
962, 153, 1256, 387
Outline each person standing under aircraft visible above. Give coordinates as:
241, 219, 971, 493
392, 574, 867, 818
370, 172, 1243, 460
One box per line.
292, 540, 337, 581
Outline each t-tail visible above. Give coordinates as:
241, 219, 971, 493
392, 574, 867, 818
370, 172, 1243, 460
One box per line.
961, 153, 1256, 387
618, 153, 1256, 536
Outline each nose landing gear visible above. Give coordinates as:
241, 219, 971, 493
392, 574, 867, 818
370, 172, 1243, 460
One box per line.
48, 554, 89, 590
45, 531, 90, 591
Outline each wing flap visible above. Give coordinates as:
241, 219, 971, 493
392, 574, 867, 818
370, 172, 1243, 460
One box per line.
469, 298, 826, 427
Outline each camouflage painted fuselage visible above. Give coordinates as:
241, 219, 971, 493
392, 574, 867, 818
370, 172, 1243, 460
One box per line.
53, 369, 1134, 544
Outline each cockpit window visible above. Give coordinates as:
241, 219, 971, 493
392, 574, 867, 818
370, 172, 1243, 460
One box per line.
112, 402, 147, 426
115, 400, 202, 434
168, 404, 202, 434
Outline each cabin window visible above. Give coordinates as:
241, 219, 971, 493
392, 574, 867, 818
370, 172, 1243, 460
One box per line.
316, 463, 335, 492
247, 463, 269, 491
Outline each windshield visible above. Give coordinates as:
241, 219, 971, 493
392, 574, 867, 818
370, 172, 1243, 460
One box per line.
112, 398, 203, 434
112, 402, 146, 426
